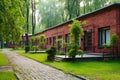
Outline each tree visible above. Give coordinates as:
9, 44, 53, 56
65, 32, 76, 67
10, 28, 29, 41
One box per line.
64, 0, 82, 19
0, 0, 25, 45
68, 19, 84, 59
31, 0, 36, 35
38, 0, 63, 29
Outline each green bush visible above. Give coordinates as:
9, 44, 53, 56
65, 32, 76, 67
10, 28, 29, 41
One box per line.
25, 46, 30, 53
46, 46, 56, 56
68, 19, 84, 59
57, 51, 65, 55
68, 48, 84, 58
103, 43, 110, 48
68, 48, 76, 58
111, 34, 118, 46
77, 49, 84, 55
31, 46, 39, 51
46, 46, 57, 61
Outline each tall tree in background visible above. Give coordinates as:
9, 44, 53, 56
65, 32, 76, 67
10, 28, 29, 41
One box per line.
38, 0, 63, 29
65, 0, 82, 19
35, 0, 119, 33
31, 0, 36, 35
23, 0, 30, 51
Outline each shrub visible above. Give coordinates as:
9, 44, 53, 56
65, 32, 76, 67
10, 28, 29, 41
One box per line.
103, 43, 110, 49
68, 48, 84, 58
46, 46, 56, 56
68, 48, 76, 58
46, 46, 56, 60
32, 46, 39, 51
25, 46, 30, 53
57, 51, 65, 55
68, 19, 85, 59
77, 49, 84, 55
111, 34, 118, 46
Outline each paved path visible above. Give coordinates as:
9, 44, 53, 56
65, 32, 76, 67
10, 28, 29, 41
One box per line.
3, 49, 81, 80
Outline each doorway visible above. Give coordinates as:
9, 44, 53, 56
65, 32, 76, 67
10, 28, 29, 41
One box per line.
84, 30, 92, 52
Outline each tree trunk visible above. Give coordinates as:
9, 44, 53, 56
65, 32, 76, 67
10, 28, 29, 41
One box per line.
31, 0, 36, 35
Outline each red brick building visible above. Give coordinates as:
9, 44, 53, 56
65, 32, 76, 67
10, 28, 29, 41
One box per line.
7, 3, 120, 54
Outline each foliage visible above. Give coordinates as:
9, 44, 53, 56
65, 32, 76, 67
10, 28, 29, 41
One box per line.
111, 34, 118, 46
110, 34, 118, 56
30, 36, 36, 46
31, 46, 39, 51
38, 0, 63, 29
68, 47, 84, 58
0, 51, 8, 66
15, 49, 120, 80
103, 43, 111, 49
77, 49, 84, 55
0, 0, 25, 44
68, 19, 84, 58
0, 72, 17, 80
39, 35, 46, 49
57, 51, 65, 55
68, 48, 76, 58
35, 0, 119, 32
46, 46, 56, 56
46, 46, 57, 60
25, 46, 30, 53
57, 38, 67, 49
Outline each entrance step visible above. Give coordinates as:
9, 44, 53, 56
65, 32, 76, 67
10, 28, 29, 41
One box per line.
55, 57, 63, 61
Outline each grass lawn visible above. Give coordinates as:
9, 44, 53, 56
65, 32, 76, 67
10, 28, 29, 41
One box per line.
0, 72, 18, 80
0, 49, 18, 80
0, 50, 8, 66
14, 49, 120, 80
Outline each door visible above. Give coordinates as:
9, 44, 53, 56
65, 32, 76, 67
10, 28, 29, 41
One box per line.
84, 30, 92, 52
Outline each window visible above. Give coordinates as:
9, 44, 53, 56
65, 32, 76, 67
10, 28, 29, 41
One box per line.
65, 34, 70, 44
49, 37, 52, 45
78, 36, 81, 46
47, 38, 48, 44
99, 27, 110, 46
53, 37, 56, 46
58, 36, 62, 50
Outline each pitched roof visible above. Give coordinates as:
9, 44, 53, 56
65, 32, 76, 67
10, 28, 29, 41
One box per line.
33, 3, 120, 36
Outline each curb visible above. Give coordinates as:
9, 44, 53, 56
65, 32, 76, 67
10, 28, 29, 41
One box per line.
69, 73, 89, 80
43, 63, 88, 80
15, 72, 23, 80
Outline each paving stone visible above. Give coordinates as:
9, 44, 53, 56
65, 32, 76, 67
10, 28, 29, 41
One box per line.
3, 49, 82, 80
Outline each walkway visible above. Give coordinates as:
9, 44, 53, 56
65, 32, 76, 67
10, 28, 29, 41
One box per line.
2, 49, 81, 80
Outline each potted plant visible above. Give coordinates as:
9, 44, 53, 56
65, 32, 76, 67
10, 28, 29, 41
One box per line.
46, 46, 56, 61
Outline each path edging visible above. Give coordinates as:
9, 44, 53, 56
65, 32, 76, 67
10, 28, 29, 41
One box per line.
19, 54, 88, 80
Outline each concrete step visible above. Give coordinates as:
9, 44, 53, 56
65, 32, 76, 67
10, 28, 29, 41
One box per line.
55, 57, 63, 61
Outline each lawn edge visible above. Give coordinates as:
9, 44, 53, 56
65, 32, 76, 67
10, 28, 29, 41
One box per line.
15, 51, 88, 80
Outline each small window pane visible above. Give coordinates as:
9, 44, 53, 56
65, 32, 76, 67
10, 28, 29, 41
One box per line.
106, 29, 110, 44
99, 27, 110, 46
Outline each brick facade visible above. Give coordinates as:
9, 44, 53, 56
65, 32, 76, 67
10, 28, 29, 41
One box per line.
7, 3, 120, 55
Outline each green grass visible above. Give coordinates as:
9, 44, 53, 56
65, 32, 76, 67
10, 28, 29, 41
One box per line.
0, 72, 17, 80
0, 50, 8, 66
14, 49, 120, 80
15, 50, 47, 62
0, 49, 18, 80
